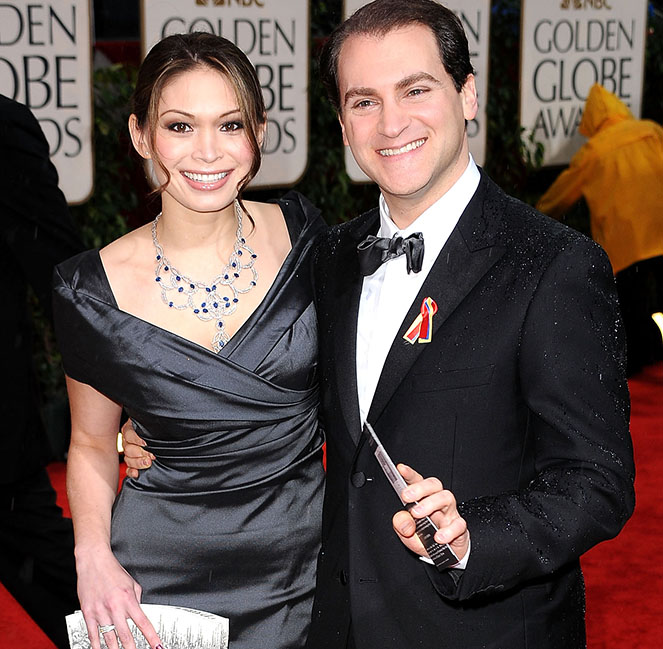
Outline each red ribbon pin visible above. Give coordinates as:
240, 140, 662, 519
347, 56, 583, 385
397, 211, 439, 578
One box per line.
403, 297, 438, 344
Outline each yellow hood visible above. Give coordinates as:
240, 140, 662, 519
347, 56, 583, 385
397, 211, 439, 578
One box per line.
579, 84, 633, 137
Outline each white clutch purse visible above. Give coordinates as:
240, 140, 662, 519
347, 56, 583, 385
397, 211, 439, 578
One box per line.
65, 604, 229, 649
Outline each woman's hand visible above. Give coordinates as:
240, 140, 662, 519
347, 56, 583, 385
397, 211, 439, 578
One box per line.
76, 546, 162, 649
121, 419, 154, 479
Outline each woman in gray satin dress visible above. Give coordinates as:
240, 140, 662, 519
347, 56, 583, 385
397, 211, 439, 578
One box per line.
54, 32, 324, 649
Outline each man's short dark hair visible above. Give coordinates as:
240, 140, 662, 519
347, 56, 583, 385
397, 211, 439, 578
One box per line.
319, 0, 475, 114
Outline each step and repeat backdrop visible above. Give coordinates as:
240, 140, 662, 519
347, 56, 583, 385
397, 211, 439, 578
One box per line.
0, 0, 93, 203
0, 0, 650, 201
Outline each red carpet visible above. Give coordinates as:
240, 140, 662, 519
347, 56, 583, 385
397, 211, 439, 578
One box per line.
582, 362, 663, 647
4, 371, 663, 648
45, 461, 70, 518
0, 463, 126, 649
0, 581, 57, 649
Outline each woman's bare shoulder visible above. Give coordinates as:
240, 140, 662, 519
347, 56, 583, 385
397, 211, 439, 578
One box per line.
243, 199, 282, 221
100, 223, 153, 269
243, 199, 290, 252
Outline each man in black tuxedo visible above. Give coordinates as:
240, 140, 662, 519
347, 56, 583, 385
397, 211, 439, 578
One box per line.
305, 1, 635, 648
0, 94, 82, 648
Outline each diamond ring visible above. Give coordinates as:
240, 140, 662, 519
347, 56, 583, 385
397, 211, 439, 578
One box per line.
98, 624, 116, 634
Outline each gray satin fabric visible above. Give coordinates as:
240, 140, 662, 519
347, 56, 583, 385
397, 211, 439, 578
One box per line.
53, 193, 325, 649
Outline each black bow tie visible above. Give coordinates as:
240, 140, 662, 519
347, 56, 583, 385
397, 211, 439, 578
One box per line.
357, 232, 425, 276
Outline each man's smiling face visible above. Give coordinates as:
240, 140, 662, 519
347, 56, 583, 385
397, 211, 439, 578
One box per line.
337, 24, 478, 220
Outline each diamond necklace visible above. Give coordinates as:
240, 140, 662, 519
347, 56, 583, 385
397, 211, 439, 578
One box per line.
151, 199, 258, 352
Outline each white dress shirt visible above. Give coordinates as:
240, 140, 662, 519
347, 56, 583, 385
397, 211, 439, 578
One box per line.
355, 157, 480, 570
356, 157, 481, 424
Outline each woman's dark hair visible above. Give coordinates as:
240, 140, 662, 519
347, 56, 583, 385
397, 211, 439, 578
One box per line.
320, 0, 475, 113
131, 32, 266, 200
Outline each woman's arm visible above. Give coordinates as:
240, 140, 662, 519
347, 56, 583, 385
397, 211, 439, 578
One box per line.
66, 376, 162, 649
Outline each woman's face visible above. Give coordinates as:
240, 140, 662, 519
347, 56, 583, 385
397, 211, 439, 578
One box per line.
139, 66, 258, 217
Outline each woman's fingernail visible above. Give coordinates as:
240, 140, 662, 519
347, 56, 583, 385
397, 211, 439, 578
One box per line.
142, 459, 151, 467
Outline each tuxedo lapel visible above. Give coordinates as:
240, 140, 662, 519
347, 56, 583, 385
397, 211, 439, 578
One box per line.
366, 174, 506, 427
332, 210, 380, 444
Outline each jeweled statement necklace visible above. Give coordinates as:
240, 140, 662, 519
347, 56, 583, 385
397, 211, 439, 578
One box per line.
151, 200, 258, 352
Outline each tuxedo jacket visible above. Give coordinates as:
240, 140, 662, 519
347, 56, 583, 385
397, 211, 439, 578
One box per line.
307, 172, 635, 649
0, 95, 82, 484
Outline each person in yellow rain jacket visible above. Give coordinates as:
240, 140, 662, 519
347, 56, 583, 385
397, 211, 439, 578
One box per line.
537, 83, 663, 375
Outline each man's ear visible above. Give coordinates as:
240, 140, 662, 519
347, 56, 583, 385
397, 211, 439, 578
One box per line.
461, 74, 478, 122
338, 112, 349, 147
128, 114, 150, 158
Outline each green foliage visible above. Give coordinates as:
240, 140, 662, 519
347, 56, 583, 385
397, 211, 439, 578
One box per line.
482, 0, 579, 232
483, 0, 543, 202
69, 63, 140, 248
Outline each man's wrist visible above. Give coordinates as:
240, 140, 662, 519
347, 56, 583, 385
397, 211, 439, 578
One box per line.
419, 537, 471, 569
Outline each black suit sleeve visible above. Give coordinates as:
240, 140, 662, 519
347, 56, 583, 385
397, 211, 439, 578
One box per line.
0, 96, 83, 321
430, 237, 635, 601
0, 95, 83, 481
